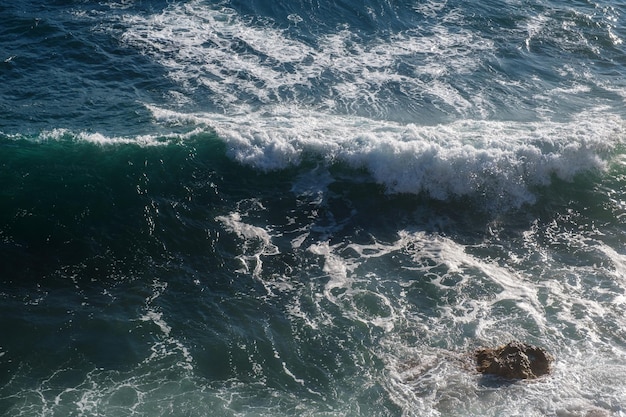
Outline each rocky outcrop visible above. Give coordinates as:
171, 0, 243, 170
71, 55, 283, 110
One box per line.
475, 341, 553, 380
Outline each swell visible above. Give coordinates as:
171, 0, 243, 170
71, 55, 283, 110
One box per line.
0, 131, 227, 284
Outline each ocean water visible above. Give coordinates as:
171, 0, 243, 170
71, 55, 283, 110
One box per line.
1, 0, 626, 415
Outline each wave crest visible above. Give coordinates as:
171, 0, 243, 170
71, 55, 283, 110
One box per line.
149, 105, 623, 208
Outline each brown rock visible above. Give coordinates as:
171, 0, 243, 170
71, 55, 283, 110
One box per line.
475, 341, 553, 379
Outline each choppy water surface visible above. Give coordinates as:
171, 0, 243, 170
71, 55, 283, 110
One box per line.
1, 0, 626, 416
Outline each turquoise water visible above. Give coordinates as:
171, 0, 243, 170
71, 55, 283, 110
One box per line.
1, 1, 626, 416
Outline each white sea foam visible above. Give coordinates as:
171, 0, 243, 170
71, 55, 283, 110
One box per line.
216, 212, 277, 250
149, 104, 623, 209
118, 0, 493, 117
308, 241, 352, 300
114, 0, 624, 125
140, 310, 172, 337
112, 0, 626, 208
26, 128, 182, 146
303, 229, 542, 336
216, 211, 280, 278
305, 229, 626, 416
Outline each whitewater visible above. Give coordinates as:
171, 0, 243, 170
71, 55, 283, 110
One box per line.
1, 0, 626, 416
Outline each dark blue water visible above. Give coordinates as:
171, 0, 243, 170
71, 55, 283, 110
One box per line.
1, 1, 626, 416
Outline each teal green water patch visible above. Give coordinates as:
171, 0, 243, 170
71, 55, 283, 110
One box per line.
0, 131, 228, 281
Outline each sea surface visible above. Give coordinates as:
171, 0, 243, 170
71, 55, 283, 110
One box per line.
1, 1, 626, 416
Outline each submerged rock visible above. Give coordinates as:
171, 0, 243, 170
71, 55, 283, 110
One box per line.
475, 341, 553, 380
